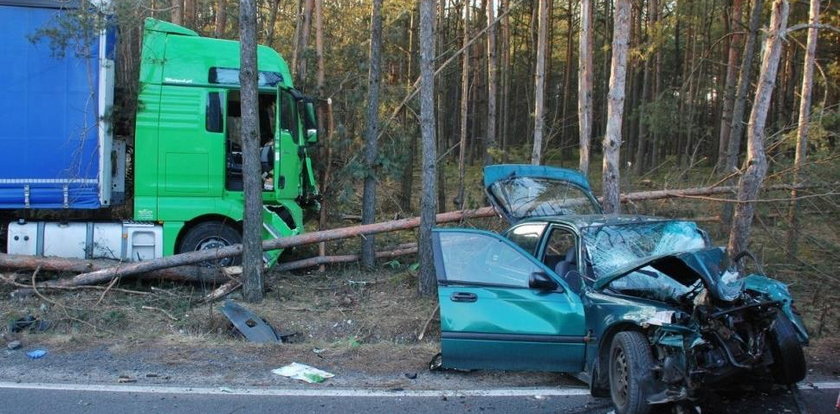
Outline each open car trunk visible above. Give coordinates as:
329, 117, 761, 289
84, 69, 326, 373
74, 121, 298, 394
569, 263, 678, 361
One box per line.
484, 165, 602, 223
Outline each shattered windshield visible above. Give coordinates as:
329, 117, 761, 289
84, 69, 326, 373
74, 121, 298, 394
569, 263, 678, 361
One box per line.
488, 177, 599, 220
581, 221, 707, 279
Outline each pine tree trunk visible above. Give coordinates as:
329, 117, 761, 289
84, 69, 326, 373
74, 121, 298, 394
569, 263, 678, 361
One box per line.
485, 0, 498, 164
456, 3, 470, 209
293, 0, 314, 88
171, 0, 182, 25
530, 0, 549, 165
314, 0, 324, 97
727, 0, 789, 261
361, 0, 383, 269
721, 0, 764, 228
500, 0, 511, 154
633, 0, 655, 175
578, 0, 593, 176
239, 0, 263, 303
602, 0, 631, 214
183, 0, 195, 29
418, 0, 438, 296
725, 0, 764, 173
214, 0, 227, 38
266, 0, 280, 47
560, 1, 574, 162
716, 0, 744, 171
786, 0, 819, 258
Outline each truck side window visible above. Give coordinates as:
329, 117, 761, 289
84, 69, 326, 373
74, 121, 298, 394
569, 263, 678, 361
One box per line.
279, 90, 299, 139
206, 92, 223, 133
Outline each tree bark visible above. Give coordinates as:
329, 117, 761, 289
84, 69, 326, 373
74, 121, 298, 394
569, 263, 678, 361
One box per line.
720, 0, 764, 230
633, 0, 651, 176
418, 0, 437, 296
499, 0, 510, 154
183, 0, 195, 29
485, 0, 497, 164
293, 0, 314, 88
786, 0, 819, 258
170, 0, 182, 25
361, 0, 383, 269
266, 0, 280, 47
456, 2, 470, 209
314, 0, 325, 97
602, 0, 631, 214
578, 0, 593, 177
716, 0, 744, 172
725, 0, 764, 174
239, 0, 264, 302
728, 0, 789, 261
214, 0, 227, 38
530, 0, 549, 165
0, 254, 231, 285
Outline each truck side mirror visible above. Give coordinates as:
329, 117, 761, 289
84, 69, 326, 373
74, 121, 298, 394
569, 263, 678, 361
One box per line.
301, 101, 318, 144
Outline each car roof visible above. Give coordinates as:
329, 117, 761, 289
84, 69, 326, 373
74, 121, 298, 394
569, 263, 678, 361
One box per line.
514, 214, 676, 229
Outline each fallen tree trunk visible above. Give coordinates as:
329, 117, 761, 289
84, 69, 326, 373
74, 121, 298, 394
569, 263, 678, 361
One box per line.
67, 207, 495, 286
275, 244, 418, 272
0, 253, 234, 286
37, 183, 827, 287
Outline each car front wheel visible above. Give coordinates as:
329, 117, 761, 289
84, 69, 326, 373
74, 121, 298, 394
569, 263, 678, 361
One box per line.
768, 314, 806, 384
609, 331, 654, 414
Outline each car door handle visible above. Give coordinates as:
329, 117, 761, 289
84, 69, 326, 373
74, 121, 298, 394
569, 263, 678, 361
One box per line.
450, 292, 477, 303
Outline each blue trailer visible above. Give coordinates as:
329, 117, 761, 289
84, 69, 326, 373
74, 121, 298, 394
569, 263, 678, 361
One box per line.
0, 0, 120, 210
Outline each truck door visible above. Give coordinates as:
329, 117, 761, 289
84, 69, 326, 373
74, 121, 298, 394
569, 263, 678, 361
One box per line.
275, 88, 302, 200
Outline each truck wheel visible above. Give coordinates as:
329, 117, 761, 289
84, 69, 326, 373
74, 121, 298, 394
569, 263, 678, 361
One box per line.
178, 221, 242, 267
768, 314, 806, 385
609, 331, 654, 414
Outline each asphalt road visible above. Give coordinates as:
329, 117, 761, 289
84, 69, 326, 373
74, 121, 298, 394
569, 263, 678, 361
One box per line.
0, 382, 836, 414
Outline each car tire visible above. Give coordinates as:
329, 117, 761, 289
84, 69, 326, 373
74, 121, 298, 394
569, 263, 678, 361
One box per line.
768, 314, 806, 385
609, 331, 654, 414
178, 221, 242, 267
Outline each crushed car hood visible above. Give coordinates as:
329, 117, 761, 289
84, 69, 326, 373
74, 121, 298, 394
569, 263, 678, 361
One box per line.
594, 247, 809, 343
593, 248, 724, 291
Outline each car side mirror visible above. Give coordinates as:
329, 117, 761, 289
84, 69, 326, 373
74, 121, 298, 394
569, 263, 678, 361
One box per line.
529, 271, 561, 292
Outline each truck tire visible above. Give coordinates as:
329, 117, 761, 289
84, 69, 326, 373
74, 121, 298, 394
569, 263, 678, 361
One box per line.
178, 221, 242, 267
609, 331, 654, 414
768, 314, 806, 385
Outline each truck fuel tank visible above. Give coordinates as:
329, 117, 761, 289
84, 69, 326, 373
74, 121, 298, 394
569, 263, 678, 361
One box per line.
7, 220, 163, 261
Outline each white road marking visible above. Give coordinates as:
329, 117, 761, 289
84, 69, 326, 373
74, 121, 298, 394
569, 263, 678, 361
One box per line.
0, 382, 836, 398
0, 382, 590, 397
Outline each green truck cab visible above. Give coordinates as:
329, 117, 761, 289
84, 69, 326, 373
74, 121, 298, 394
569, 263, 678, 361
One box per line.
134, 19, 319, 264
3, 10, 317, 265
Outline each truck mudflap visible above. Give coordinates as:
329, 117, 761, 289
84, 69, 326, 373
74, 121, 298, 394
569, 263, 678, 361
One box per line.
262, 206, 297, 267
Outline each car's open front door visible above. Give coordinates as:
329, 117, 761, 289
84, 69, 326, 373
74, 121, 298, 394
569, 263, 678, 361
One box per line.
432, 228, 587, 372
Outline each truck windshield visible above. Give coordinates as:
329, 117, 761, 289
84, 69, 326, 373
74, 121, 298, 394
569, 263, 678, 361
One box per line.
581, 221, 707, 279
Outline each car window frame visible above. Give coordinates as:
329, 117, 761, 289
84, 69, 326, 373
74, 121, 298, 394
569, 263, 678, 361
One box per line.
433, 228, 566, 291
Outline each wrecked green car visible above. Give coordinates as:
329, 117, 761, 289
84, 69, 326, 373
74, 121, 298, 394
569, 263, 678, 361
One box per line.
432, 164, 808, 414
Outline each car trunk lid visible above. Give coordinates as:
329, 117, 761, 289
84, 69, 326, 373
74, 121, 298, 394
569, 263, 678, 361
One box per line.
484, 164, 601, 223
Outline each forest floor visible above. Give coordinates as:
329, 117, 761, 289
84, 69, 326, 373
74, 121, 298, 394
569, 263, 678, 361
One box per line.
0, 156, 838, 392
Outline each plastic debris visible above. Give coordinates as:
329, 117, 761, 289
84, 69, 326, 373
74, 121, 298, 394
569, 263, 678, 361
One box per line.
220, 300, 295, 343
26, 349, 47, 359
7, 341, 21, 350
219, 387, 234, 393
272, 362, 334, 384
